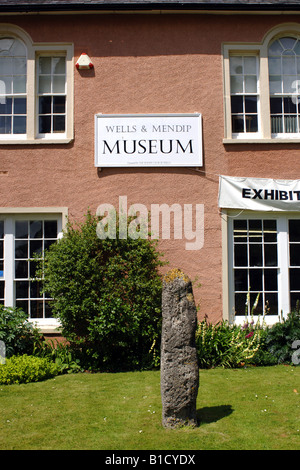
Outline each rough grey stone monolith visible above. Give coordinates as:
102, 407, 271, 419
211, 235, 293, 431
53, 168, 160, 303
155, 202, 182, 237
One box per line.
161, 269, 199, 428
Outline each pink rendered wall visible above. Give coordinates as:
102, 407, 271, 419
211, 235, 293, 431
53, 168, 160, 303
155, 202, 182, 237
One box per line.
1, 12, 300, 322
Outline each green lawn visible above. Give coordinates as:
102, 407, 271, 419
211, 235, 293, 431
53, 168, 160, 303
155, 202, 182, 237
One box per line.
0, 365, 299, 450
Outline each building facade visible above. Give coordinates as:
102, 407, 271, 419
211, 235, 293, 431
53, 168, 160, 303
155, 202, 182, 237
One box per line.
0, 0, 300, 334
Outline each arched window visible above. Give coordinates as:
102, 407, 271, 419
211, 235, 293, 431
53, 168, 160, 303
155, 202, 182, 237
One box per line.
268, 36, 300, 134
0, 37, 27, 135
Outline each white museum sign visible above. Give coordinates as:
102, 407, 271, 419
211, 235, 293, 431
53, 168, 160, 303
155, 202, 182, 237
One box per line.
95, 113, 202, 167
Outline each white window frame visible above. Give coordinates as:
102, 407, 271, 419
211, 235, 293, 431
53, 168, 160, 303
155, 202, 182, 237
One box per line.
223, 22, 300, 144
225, 210, 300, 326
0, 207, 68, 333
0, 24, 73, 144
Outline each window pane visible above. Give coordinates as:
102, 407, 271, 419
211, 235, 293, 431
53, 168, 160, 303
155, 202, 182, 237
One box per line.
39, 75, 51, 94
269, 57, 281, 75
290, 244, 300, 265
269, 39, 284, 56
15, 240, 28, 258
16, 299, 28, 315
270, 97, 282, 114
53, 96, 65, 114
11, 39, 26, 56
39, 57, 51, 74
52, 57, 65, 74
30, 240, 43, 258
0, 76, 12, 94
53, 115, 65, 132
14, 98, 26, 114
265, 293, 278, 315
0, 57, 13, 74
264, 244, 278, 267
245, 115, 258, 132
52, 75, 65, 93
30, 220, 43, 238
39, 115, 51, 133
282, 55, 296, 75
230, 75, 243, 93
30, 300, 43, 318
271, 115, 283, 133
230, 56, 243, 74
15, 260, 28, 278
0, 98, 12, 114
235, 293, 246, 315
16, 281, 29, 298
280, 37, 297, 50
0, 116, 11, 134
245, 96, 257, 113
289, 219, 300, 241
0, 281, 4, 299
232, 115, 244, 133
290, 268, 300, 290
250, 292, 263, 316
284, 115, 298, 133
13, 75, 26, 94
13, 116, 26, 134
45, 301, 53, 318
39, 96, 51, 115
29, 259, 38, 278
269, 75, 282, 94
265, 268, 278, 291
44, 220, 57, 238
283, 75, 295, 93
30, 280, 43, 298
234, 243, 248, 266
250, 268, 263, 291
249, 244, 262, 267
245, 75, 257, 93
234, 269, 247, 291
244, 56, 256, 74
284, 97, 297, 113
0, 221, 4, 239
13, 57, 26, 74
291, 293, 300, 311
15, 220, 28, 238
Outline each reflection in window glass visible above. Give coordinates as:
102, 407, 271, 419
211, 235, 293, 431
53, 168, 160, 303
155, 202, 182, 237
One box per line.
269, 36, 300, 134
0, 37, 27, 135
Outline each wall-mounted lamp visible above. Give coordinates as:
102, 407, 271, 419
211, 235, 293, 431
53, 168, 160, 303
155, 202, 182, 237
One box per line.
76, 53, 93, 70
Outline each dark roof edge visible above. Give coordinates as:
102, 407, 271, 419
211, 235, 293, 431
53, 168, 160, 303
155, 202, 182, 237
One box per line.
1, 3, 300, 14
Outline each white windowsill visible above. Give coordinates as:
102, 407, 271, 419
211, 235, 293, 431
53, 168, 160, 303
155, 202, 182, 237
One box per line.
223, 137, 300, 144
29, 319, 62, 335
0, 138, 73, 145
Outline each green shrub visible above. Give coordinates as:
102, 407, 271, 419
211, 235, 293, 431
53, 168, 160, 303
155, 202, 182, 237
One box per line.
0, 355, 60, 385
35, 339, 83, 374
195, 318, 261, 368
37, 211, 165, 372
0, 306, 42, 358
263, 310, 300, 365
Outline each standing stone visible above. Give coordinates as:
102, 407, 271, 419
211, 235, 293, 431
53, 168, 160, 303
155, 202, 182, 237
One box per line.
161, 268, 199, 428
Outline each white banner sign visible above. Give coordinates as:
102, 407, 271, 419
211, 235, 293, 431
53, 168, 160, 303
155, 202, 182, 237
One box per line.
94, 113, 202, 167
218, 175, 300, 211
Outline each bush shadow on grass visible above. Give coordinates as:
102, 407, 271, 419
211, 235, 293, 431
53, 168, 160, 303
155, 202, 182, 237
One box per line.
197, 405, 233, 426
